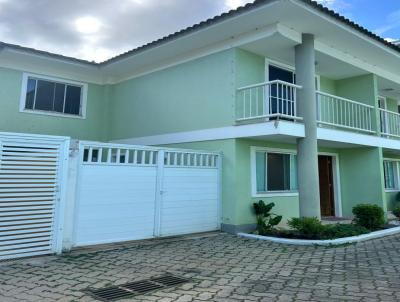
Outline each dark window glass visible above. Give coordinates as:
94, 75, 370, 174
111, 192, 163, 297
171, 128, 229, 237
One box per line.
267, 153, 290, 191
64, 85, 81, 115
24, 77, 82, 116
269, 65, 294, 83
269, 65, 295, 115
35, 80, 55, 111
25, 79, 36, 109
54, 83, 65, 113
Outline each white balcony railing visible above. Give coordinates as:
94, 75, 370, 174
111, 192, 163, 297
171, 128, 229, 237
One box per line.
316, 91, 375, 133
379, 109, 400, 138
236, 80, 302, 122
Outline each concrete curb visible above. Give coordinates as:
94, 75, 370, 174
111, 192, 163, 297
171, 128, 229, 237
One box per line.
238, 226, 400, 246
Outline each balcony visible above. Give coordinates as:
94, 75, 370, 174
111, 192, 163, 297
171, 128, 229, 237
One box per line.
236, 80, 303, 123
316, 91, 375, 134
236, 80, 400, 140
380, 109, 400, 138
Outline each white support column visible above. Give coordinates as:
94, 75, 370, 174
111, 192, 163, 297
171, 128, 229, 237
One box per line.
295, 34, 321, 219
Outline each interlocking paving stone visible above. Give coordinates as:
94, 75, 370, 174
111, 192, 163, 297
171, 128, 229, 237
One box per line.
1, 233, 400, 301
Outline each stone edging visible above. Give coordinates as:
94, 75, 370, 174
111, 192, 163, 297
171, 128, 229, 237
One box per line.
237, 226, 400, 246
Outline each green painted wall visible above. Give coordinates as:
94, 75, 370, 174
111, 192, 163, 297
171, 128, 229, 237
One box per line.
386, 97, 398, 113
386, 191, 399, 211
339, 147, 386, 216
108, 49, 236, 141
336, 74, 377, 106
319, 76, 336, 94
336, 74, 379, 132
235, 49, 265, 87
0, 67, 108, 140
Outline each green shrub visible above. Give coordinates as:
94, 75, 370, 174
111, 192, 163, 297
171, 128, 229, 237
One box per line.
253, 200, 282, 235
321, 224, 369, 239
392, 206, 400, 219
352, 204, 385, 230
287, 217, 324, 239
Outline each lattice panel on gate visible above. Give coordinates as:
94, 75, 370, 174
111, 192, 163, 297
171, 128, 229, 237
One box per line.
164, 151, 218, 168
0, 140, 62, 260
82, 144, 158, 166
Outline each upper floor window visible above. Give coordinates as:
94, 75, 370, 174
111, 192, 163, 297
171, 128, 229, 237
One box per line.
266, 62, 320, 89
20, 73, 87, 118
268, 65, 295, 84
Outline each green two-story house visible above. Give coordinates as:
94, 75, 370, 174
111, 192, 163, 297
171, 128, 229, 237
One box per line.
1, 0, 400, 233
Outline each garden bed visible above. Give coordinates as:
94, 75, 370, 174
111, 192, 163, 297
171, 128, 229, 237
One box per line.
238, 225, 400, 246
249, 201, 400, 246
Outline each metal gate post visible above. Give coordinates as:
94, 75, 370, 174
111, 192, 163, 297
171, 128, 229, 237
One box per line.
53, 138, 71, 254
153, 149, 165, 237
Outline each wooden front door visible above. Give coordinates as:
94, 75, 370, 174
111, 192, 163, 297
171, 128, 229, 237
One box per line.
318, 155, 335, 217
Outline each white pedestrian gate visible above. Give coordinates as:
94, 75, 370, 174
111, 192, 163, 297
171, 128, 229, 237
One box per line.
73, 142, 221, 247
0, 133, 69, 260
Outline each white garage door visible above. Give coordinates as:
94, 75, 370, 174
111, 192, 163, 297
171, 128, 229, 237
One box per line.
0, 133, 69, 260
160, 151, 219, 236
73, 143, 220, 247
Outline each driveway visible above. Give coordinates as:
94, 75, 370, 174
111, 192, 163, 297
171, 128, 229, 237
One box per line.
1, 233, 400, 302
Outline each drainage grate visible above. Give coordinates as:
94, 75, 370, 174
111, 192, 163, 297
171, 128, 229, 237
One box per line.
123, 280, 163, 294
85, 275, 190, 301
85, 286, 134, 301
152, 275, 189, 286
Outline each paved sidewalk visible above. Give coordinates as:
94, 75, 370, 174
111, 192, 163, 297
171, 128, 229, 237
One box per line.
1, 232, 400, 301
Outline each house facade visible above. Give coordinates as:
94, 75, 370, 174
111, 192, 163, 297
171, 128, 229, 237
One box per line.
1, 0, 400, 234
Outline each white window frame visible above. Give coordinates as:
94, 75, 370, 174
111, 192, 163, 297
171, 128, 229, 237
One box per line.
383, 158, 400, 192
19, 72, 88, 119
264, 58, 321, 90
250, 146, 298, 197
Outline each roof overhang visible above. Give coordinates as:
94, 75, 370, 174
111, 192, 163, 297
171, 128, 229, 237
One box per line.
102, 0, 400, 84
0, 46, 103, 84
0, 0, 399, 85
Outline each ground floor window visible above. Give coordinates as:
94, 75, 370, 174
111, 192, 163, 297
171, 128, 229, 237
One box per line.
253, 148, 297, 195
383, 160, 399, 190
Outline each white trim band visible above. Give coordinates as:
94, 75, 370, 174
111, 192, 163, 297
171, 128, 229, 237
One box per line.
112, 121, 305, 145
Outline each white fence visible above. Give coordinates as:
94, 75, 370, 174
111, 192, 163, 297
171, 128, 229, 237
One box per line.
72, 142, 221, 247
0, 133, 69, 260
236, 80, 302, 122
316, 91, 375, 133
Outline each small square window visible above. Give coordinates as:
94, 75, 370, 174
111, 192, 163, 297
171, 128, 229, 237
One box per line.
254, 150, 297, 194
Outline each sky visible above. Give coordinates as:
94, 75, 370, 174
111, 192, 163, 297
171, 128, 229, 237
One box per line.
0, 0, 398, 63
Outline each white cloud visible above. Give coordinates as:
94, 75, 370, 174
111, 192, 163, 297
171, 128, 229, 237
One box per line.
0, 0, 251, 62
314, 0, 337, 5
74, 16, 102, 35
224, 0, 252, 10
